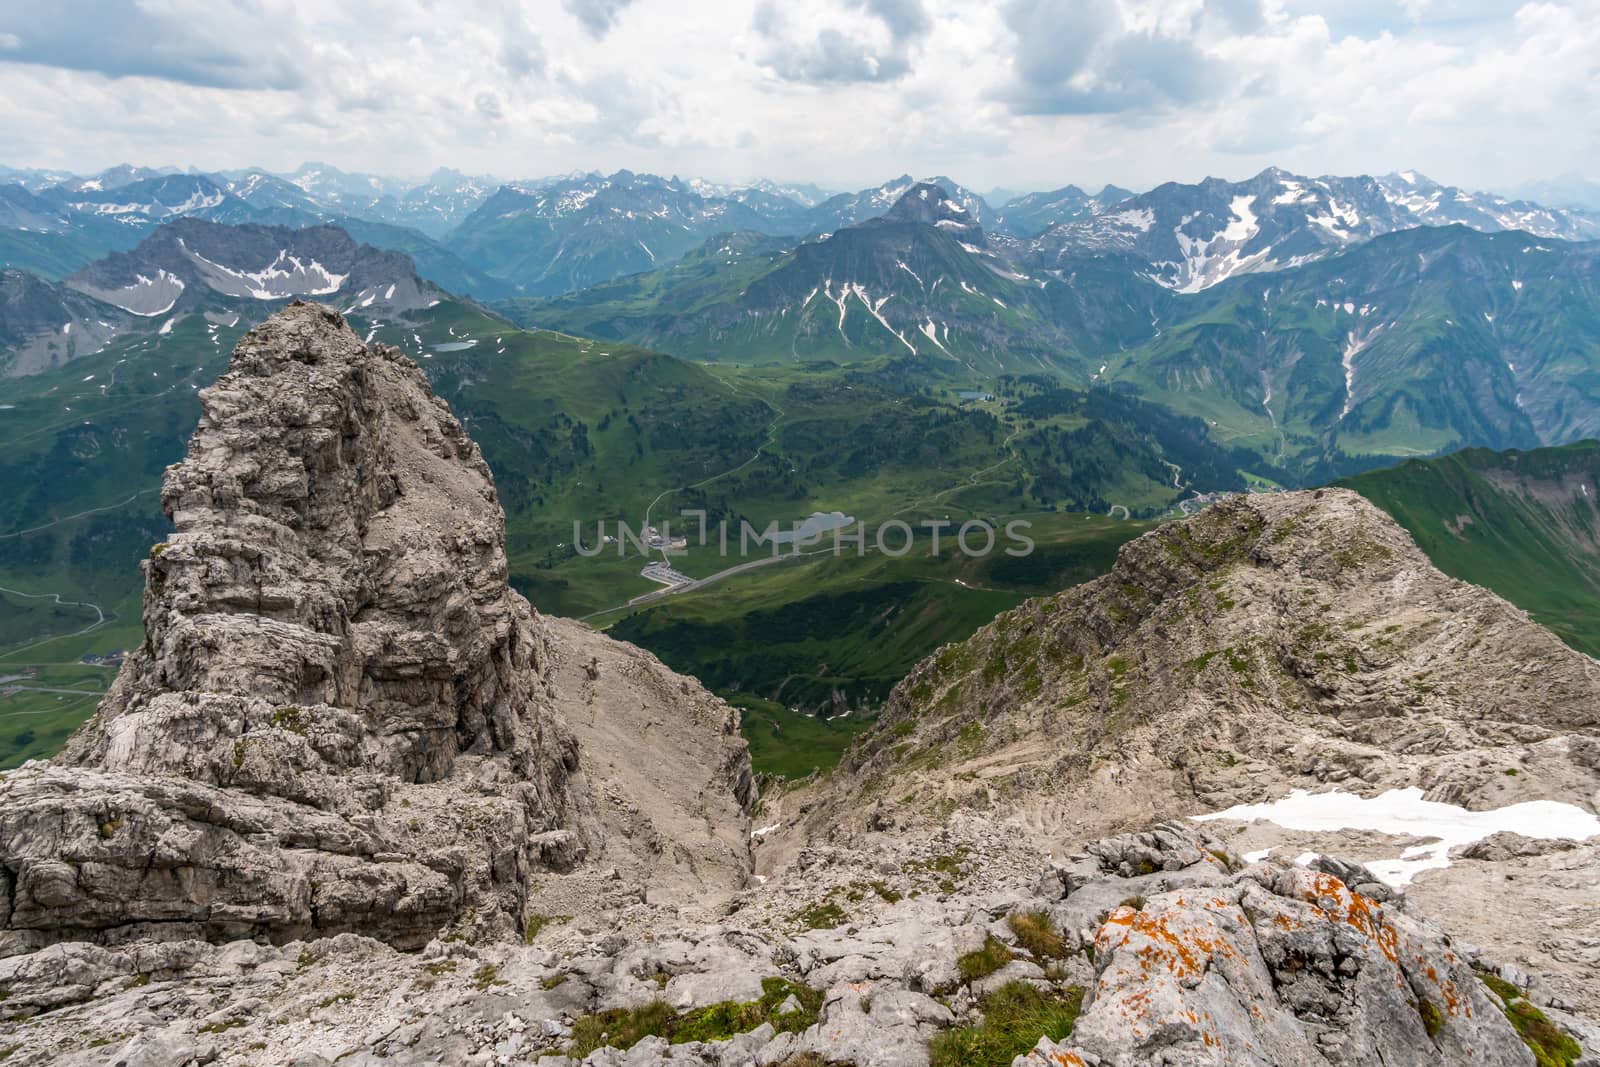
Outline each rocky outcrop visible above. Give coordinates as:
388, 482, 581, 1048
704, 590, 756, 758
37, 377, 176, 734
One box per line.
0, 302, 752, 954
802, 489, 1600, 838
1028, 826, 1533, 1066
0, 818, 1569, 1066
761, 487, 1600, 1014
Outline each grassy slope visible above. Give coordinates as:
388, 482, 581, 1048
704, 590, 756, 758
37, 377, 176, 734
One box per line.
1339, 440, 1600, 656
0, 229, 102, 280
602, 513, 1151, 769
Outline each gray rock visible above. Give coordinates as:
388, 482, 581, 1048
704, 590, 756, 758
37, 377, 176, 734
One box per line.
0, 303, 753, 956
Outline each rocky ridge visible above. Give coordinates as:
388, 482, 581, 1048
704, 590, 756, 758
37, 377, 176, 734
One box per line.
807, 488, 1600, 836
770, 488, 1600, 1015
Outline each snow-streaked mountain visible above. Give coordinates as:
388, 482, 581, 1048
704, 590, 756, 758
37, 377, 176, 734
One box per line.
1, 217, 450, 378
1375, 171, 1598, 241
1023, 167, 1600, 293
446, 169, 812, 296
66, 218, 442, 317
804, 175, 995, 233
0, 268, 132, 377
43, 174, 239, 228
515, 183, 1074, 372
994, 184, 1135, 237
1107, 225, 1600, 471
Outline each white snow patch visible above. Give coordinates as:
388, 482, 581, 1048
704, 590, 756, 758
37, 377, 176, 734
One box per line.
1221, 195, 1258, 242
179, 240, 347, 300
98, 270, 186, 316
751, 823, 781, 838
1196, 788, 1600, 887
1339, 325, 1385, 420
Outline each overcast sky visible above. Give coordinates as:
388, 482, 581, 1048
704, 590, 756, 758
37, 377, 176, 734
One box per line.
0, 0, 1594, 194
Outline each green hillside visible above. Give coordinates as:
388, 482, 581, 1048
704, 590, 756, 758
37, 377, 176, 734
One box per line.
0, 299, 1245, 768
602, 512, 1149, 713
1339, 440, 1600, 656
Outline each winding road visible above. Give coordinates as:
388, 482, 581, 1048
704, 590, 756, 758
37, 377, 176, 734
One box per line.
0, 584, 110, 659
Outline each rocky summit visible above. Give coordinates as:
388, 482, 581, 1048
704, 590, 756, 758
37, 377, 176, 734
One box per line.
0, 302, 752, 957
0, 304, 1595, 1066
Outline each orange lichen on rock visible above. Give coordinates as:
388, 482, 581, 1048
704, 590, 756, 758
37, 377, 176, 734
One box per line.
1299, 872, 1399, 964
1043, 1051, 1088, 1066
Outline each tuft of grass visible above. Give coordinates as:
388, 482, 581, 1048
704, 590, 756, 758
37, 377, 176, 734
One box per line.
795, 901, 847, 930
869, 880, 903, 904
568, 977, 822, 1056
927, 981, 1084, 1067
471, 964, 501, 991
957, 935, 1014, 984
568, 1000, 677, 1057
197, 1017, 247, 1033
1119, 895, 1147, 911
1477, 973, 1582, 1067
1417, 997, 1444, 1039
1479, 972, 1523, 1002
1007, 910, 1067, 959
906, 848, 971, 893
1504, 1000, 1582, 1067
525, 913, 571, 942
540, 974, 568, 990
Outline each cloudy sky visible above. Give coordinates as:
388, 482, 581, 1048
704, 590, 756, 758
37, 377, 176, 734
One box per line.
0, 0, 1594, 195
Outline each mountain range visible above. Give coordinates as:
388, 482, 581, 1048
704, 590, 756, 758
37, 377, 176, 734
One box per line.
4, 161, 1594, 304
510, 181, 1600, 482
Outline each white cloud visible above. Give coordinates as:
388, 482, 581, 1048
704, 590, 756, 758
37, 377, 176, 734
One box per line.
0, 0, 1592, 195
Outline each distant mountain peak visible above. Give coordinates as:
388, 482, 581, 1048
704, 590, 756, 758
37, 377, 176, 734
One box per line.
883, 182, 985, 244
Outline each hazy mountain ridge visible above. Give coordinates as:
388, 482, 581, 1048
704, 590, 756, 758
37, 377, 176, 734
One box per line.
1022, 167, 1600, 294
5, 161, 1595, 306
0, 218, 447, 377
